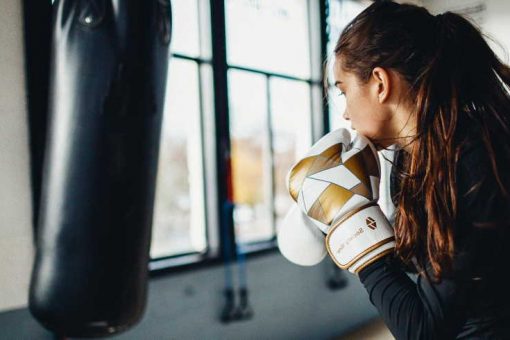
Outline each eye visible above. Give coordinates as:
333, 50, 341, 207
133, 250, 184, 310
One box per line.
335, 88, 345, 97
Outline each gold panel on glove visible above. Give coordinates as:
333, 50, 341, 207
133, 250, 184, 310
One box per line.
288, 143, 343, 201
308, 184, 353, 225
288, 141, 380, 227
343, 145, 379, 193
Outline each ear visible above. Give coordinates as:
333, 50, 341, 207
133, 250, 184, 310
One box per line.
371, 67, 391, 104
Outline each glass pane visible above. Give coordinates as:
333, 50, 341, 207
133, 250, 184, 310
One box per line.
228, 70, 273, 243
226, 0, 311, 78
328, 85, 349, 131
151, 58, 207, 258
270, 78, 312, 230
327, 0, 369, 55
171, 0, 201, 57
327, 0, 369, 131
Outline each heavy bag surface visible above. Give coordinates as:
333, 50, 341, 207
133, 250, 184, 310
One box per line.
29, 0, 172, 337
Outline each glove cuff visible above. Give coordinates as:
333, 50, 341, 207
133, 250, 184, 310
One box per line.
325, 203, 395, 271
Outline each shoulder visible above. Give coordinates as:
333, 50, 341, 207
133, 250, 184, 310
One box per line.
455, 135, 510, 229
453, 137, 510, 277
455, 124, 510, 202
455, 123, 510, 195
455, 139, 490, 201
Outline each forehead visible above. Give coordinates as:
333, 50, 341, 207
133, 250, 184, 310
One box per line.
332, 57, 348, 83
332, 55, 361, 85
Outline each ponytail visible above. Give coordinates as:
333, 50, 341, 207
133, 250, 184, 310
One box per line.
333, 2, 510, 279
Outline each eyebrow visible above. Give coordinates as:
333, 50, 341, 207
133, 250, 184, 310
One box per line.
334, 81, 342, 86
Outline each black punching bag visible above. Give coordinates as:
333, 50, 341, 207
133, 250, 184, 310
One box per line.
29, 0, 172, 337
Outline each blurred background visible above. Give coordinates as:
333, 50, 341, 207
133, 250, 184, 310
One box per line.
1, 0, 509, 339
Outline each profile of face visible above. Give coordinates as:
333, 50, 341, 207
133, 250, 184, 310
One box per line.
332, 56, 410, 150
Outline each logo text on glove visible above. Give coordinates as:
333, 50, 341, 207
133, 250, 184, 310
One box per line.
336, 227, 364, 254
335, 216, 378, 255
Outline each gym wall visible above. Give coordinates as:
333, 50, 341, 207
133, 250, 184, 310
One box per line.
0, 0, 34, 313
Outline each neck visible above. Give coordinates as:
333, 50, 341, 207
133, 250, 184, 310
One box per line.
391, 105, 416, 153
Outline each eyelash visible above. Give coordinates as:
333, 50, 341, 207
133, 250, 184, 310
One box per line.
337, 90, 345, 97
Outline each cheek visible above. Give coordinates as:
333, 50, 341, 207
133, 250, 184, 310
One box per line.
345, 94, 362, 121
345, 95, 378, 133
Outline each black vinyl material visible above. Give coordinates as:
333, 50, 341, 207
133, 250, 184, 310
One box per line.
29, 0, 172, 337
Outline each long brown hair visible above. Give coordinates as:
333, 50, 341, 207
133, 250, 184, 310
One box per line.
333, 1, 510, 279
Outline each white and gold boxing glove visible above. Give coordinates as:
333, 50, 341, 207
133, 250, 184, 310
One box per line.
277, 128, 395, 273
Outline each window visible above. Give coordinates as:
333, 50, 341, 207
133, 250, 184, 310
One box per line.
150, 0, 215, 262
226, 0, 312, 78
270, 78, 313, 229
326, 0, 370, 131
151, 0, 325, 268
225, 0, 323, 246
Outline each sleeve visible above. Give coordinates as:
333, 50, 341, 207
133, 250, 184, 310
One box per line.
358, 255, 466, 340
358, 143, 509, 340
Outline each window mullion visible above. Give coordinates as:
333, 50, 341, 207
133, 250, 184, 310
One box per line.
320, 0, 330, 135
266, 76, 276, 236
210, 0, 237, 260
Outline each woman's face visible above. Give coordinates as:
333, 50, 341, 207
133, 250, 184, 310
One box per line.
333, 58, 395, 148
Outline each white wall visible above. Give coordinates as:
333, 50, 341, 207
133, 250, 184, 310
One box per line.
482, 0, 510, 62
422, 0, 510, 62
0, 0, 35, 312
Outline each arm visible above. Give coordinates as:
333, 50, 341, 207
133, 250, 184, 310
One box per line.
359, 255, 465, 340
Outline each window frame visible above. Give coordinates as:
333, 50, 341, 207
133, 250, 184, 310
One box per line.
151, 0, 329, 272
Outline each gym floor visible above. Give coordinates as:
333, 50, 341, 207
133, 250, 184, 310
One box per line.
339, 319, 394, 340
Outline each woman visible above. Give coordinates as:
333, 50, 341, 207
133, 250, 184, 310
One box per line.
331, 1, 510, 339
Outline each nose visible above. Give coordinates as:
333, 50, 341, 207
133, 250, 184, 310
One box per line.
343, 111, 350, 121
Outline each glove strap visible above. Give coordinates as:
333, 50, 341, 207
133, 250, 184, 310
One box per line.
325, 203, 395, 271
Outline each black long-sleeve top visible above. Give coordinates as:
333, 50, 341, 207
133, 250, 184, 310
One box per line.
359, 139, 510, 339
